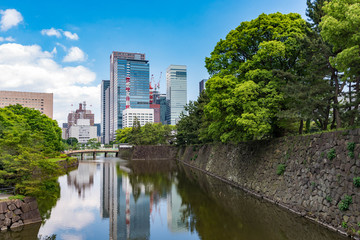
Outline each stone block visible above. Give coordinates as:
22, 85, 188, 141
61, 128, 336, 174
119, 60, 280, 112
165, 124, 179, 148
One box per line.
10, 221, 24, 230
14, 200, 23, 209
7, 204, 16, 211
0, 214, 5, 220
1, 226, 7, 231
22, 209, 41, 224
4, 218, 11, 226
0, 202, 7, 214
13, 209, 22, 215
23, 197, 36, 203
12, 215, 20, 223
20, 203, 30, 213
28, 201, 38, 211
5, 211, 14, 219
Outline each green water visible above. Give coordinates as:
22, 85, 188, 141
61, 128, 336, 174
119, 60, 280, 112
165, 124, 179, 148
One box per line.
0, 157, 347, 240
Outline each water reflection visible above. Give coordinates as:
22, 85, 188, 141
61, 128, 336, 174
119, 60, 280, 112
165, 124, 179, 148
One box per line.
101, 162, 150, 240
0, 157, 348, 240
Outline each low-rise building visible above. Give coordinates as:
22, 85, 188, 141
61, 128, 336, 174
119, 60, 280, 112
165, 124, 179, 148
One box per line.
122, 108, 154, 128
68, 119, 98, 144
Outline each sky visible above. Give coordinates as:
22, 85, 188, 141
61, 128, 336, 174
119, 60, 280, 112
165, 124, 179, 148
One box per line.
0, 0, 308, 125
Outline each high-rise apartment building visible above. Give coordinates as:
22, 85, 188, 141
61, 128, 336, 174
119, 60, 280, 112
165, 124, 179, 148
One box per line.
0, 90, 53, 118
101, 80, 110, 144
166, 65, 187, 125
109, 51, 150, 140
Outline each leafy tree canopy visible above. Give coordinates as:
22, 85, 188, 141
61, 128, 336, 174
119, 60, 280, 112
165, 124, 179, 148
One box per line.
203, 13, 308, 142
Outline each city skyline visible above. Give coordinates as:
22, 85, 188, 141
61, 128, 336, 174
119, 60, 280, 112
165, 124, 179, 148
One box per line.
0, 0, 307, 126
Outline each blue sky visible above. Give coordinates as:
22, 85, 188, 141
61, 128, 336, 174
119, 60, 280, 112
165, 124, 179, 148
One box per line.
0, 0, 307, 124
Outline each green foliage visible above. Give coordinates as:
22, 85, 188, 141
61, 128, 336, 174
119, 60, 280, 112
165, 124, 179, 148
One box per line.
66, 137, 78, 146
8, 195, 25, 201
0, 105, 63, 190
342, 221, 348, 229
325, 196, 332, 203
321, 0, 360, 126
177, 92, 211, 145
115, 122, 175, 145
327, 148, 336, 160
277, 164, 286, 175
348, 142, 356, 152
203, 13, 308, 142
353, 177, 360, 188
86, 138, 100, 149
338, 195, 352, 211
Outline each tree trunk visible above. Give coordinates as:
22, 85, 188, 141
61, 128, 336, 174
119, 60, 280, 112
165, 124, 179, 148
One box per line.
332, 70, 342, 129
299, 119, 304, 135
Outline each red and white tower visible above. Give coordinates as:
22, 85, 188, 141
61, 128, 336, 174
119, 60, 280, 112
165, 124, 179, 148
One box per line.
126, 76, 131, 109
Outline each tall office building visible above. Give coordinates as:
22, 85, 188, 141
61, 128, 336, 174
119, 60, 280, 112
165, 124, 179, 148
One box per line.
0, 90, 53, 118
153, 92, 167, 125
101, 80, 110, 144
110, 52, 150, 140
166, 65, 187, 125
199, 79, 208, 96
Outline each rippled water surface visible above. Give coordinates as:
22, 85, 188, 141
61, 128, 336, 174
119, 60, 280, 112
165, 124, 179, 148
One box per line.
0, 157, 348, 240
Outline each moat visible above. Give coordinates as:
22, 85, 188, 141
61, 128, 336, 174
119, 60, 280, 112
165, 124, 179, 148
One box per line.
0, 157, 348, 240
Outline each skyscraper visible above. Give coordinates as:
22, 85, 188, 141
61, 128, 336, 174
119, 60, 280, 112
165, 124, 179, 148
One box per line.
199, 79, 208, 96
166, 65, 187, 125
109, 52, 150, 140
101, 80, 110, 144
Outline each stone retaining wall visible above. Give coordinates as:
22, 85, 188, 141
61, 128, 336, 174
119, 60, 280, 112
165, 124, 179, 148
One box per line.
131, 145, 178, 160
177, 129, 360, 238
0, 197, 41, 232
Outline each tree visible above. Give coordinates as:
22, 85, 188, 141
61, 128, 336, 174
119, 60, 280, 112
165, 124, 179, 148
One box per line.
0, 105, 63, 188
66, 137, 78, 146
87, 138, 100, 149
204, 13, 308, 142
176, 92, 210, 145
115, 122, 175, 145
116, 127, 132, 143
320, 0, 360, 126
4, 104, 63, 153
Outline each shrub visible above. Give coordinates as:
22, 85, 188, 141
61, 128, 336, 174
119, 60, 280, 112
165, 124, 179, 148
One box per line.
8, 195, 25, 201
338, 195, 352, 211
353, 177, 360, 187
347, 142, 355, 152
325, 196, 332, 203
327, 148, 336, 160
277, 164, 286, 175
342, 221, 348, 229
348, 151, 355, 158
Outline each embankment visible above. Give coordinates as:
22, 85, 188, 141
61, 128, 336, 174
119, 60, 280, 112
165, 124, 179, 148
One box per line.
0, 197, 42, 231
177, 129, 360, 237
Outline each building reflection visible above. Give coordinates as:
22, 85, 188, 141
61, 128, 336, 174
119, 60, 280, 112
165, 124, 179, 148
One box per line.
101, 162, 150, 240
67, 163, 97, 198
167, 182, 187, 233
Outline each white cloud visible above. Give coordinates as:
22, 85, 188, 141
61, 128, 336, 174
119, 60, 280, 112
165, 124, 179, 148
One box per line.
0, 9, 23, 31
64, 31, 79, 40
0, 36, 15, 42
0, 43, 99, 125
41, 28, 61, 38
41, 28, 79, 41
63, 46, 86, 62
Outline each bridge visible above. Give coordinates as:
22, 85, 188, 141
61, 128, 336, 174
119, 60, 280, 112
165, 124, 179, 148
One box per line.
65, 146, 131, 160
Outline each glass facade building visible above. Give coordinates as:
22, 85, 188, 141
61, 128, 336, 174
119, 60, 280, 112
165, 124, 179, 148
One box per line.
101, 80, 110, 143
110, 52, 150, 140
166, 65, 187, 125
